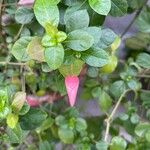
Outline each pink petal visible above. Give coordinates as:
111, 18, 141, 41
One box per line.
65, 76, 79, 107
18, 0, 34, 5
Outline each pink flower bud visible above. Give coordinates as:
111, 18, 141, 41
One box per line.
65, 76, 79, 107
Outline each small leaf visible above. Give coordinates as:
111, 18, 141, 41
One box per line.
66, 29, 94, 51
15, 7, 34, 24
0, 89, 8, 112
59, 59, 84, 77
11, 91, 26, 112
27, 36, 45, 62
83, 27, 102, 45
110, 136, 127, 150
65, 9, 89, 32
39, 141, 53, 150
20, 108, 47, 130
136, 8, 150, 33
98, 89, 112, 112
81, 47, 109, 67
11, 36, 32, 62
130, 113, 139, 124
136, 53, 150, 69
110, 80, 126, 99
19, 102, 30, 115
76, 118, 87, 132
96, 141, 109, 150
45, 44, 64, 70
7, 124, 28, 144
58, 128, 74, 144
110, 0, 128, 17
96, 28, 117, 49
89, 0, 111, 16
34, 0, 59, 27
6, 113, 19, 129
135, 123, 150, 137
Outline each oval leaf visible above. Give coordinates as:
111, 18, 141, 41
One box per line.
66, 30, 94, 51
11, 36, 32, 62
89, 0, 111, 16
45, 44, 64, 70
34, 0, 59, 27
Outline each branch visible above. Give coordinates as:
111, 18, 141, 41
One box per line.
0, 61, 26, 66
104, 89, 132, 142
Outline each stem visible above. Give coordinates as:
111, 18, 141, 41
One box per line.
121, 0, 148, 38
13, 24, 24, 42
136, 74, 150, 78
104, 89, 131, 142
0, 61, 26, 66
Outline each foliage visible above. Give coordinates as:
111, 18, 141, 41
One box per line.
0, 0, 150, 149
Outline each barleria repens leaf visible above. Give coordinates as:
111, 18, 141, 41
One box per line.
34, 0, 59, 27
27, 37, 45, 62
59, 59, 84, 77
44, 44, 64, 70
89, 0, 111, 16
6, 113, 19, 129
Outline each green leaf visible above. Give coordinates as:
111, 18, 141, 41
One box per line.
135, 123, 150, 137
83, 27, 102, 45
55, 115, 67, 126
136, 53, 150, 69
15, 7, 34, 24
98, 89, 112, 112
125, 32, 150, 50
19, 102, 30, 116
110, 136, 127, 150
0, 89, 8, 112
11, 36, 32, 62
39, 141, 53, 150
42, 34, 57, 47
6, 113, 19, 129
87, 67, 99, 78
96, 141, 109, 150
27, 36, 45, 62
66, 29, 94, 51
37, 117, 54, 133
89, 0, 111, 16
92, 87, 101, 98
7, 124, 28, 144
45, 44, 64, 70
11, 91, 26, 113
145, 130, 150, 142
34, 0, 59, 27
127, 79, 141, 91
20, 108, 47, 130
65, 9, 89, 32
127, 0, 147, 9
110, 0, 128, 17
96, 28, 117, 49
81, 47, 109, 67
130, 113, 139, 124
136, 8, 150, 33
76, 118, 87, 132
58, 128, 74, 144
110, 80, 126, 99
59, 59, 84, 77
